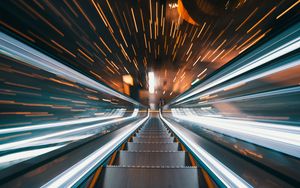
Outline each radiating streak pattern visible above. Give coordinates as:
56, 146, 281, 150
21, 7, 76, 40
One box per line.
0, 1, 299, 187
0, 32, 141, 106
174, 22, 300, 103
1, 0, 297, 97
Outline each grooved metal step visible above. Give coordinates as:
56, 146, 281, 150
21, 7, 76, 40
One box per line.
140, 129, 168, 132
135, 135, 171, 138
132, 137, 174, 143
136, 132, 171, 137
138, 130, 168, 133
140, 127, 167, 131
117, 151, 187, 166
127, 142, 179, 151
141, 125, 166, 129
99, 166, 200, 188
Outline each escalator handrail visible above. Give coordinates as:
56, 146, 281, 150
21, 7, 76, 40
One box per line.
41, 112, 149, 188
160, 111, 252, 188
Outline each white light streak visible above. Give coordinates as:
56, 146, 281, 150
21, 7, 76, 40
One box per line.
0, 109, 126, 135
148, 72, 155, 94
42, 112, 149, 188
172, 108, 300, 158
191, 79, 200, 85
0, 109, 139, 152
160, 111, 252, 188
175, 24, 300, 103
185, 56, 300, 104
0, 145, 65, 167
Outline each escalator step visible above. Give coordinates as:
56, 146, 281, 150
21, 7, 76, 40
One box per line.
135, 135, 171, 138
117, 151, 187, 166
140, 126, 167, 130
138, 130, 168, 133
99, 166, 200, 188
141, 125, 166, 129
132, 137, 174, 143
136, 132, 170, 137
127, 142, 179, 151
140, 128, 167, 132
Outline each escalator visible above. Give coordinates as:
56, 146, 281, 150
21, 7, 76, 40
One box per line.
83, 113, 217, 188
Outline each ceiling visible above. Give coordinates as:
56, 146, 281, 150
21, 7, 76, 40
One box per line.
0, 0, 299, 105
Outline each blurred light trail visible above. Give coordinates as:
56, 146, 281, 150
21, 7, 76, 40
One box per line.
1, 0, 297, 98
0, 108, 125, 135
41, 112, 149, 188
171, 108, 300, 158
191, 78, 200, 85
0, 32, 141, 106
276, 0, 300, 19
160, 112, 252, 188
182, 55, 300, 104
197, 86, 300, 109
0, 109, 139, 152
174, 22, 300, 103
6, 135, 93, 151
0, 145, 65, 170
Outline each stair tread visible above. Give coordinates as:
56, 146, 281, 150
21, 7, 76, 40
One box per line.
137, 132, 170, 135
139, 130, 168, 132
132, 137, 174, 143
135, 135, 172, 138
130, 141, 174, 144
100, 166, 200, 188
127, 142, 179, 151
117, 151, 187, 166
107, 165, 196, 168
